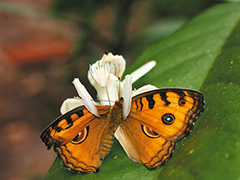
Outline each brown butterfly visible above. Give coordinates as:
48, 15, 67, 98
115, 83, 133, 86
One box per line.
40, 88, 204, 173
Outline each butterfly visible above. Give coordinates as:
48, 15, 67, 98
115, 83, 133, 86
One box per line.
40, 88, 204, 173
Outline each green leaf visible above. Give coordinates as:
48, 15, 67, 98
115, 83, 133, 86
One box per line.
126, 18, 187, 57
45, 2, 240, 179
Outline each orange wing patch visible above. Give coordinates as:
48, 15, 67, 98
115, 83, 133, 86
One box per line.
41, 105, 114, 173
41, 103, 125, 173
116, 88, 204, 170
41, 107, 94, 149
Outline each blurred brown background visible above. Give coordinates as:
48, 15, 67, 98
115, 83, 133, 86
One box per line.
0, 0, 220, 179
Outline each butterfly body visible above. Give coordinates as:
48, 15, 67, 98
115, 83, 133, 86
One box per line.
41, 88, 204, 173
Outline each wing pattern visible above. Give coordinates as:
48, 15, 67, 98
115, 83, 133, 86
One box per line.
115, 88, 204, 169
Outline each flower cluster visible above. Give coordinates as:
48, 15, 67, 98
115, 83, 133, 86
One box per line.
60, 52, 156, 119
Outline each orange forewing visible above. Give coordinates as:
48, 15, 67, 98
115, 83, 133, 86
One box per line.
54, 118, 113, 173
115, 89, 204, 169
41, 104, 122, 173
41, 106, 108, 149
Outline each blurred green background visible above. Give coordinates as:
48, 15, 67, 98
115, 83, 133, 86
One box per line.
0, 0, 225, 179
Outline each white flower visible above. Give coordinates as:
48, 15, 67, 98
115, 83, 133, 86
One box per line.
60, 52, 156, 119
60, 97, 83, 115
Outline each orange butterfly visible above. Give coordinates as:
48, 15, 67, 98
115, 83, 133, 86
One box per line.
41, 88, 204, 173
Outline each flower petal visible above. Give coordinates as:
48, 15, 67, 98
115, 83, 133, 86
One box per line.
125, 61, 156, 84
101, 52, 126, 79
122, 75, 132, 119
72, 78, 99, 117
60, 98, 84, 114
132, 84, 158, 97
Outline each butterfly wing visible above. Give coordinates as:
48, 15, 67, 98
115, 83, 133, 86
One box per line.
41, 105, 116, 173
115, 88, 204, 169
